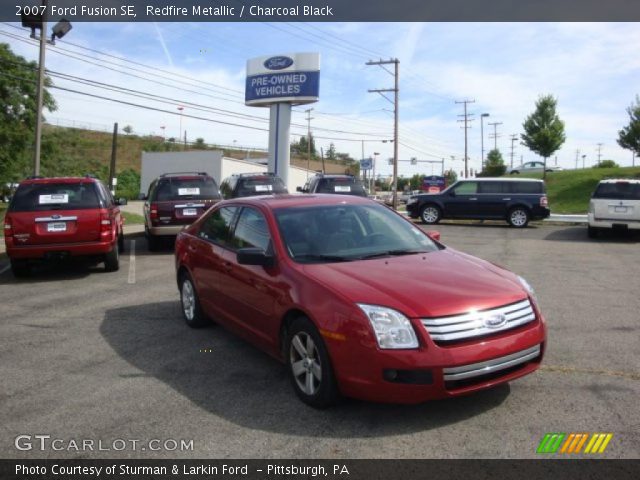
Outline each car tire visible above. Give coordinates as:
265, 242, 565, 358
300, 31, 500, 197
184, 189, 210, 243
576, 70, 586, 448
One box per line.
587, 226, 599, 238
104, 242, 120, 272
10, 259, 30, 278
510, 170, 520, 175
420, 204, 442, 225
507, 207, 530, 228
179, 272, 208, 328
118, 231, 125, 253
147, 233, 159, 252
286, 317, 339, 409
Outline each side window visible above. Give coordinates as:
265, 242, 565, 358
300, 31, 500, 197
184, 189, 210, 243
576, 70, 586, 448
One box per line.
478, 182, 504, 194
510, 182, 543, 194
198, 206, 238, 247
231, 207, 272, 251
453, 182, 478, 195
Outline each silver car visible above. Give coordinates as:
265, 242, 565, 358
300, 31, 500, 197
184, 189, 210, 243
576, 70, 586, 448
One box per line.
507, 161, 562, 174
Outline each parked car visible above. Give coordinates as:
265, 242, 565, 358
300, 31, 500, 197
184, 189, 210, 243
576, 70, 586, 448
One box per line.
406, 178, 550, 228
297, 174, 367, 196
219, 172, 287, 199
588, 179, 640, 238
3, 175, 126, 277
507, 161, 562, 174
399, 190, 424, 204
175, 195, 546, 407
142, 172, 222, 251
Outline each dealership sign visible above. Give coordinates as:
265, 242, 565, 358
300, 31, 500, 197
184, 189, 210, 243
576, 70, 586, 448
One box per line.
245, 53, 320, 106
423, 175, 446, 192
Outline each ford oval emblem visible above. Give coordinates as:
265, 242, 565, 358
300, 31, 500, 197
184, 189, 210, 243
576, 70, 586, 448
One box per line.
52, 214, 61, 219
483, 313, 507, 329
264, 56, 294, 70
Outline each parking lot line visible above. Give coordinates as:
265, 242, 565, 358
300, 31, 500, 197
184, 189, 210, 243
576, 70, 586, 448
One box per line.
127, 240, 136, 284
0, 263, 10, 275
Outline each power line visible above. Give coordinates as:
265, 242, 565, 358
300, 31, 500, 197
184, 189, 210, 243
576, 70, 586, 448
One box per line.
456, 99, 475, 178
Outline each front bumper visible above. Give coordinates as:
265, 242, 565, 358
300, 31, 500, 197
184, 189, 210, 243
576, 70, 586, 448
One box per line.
327, 315, 546, 404
406, 202, 420, 218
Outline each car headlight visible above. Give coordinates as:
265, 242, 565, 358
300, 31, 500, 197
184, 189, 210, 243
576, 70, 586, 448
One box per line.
517, 275, 538, 303
406, 196, 418, 205
357, 304, 419, 349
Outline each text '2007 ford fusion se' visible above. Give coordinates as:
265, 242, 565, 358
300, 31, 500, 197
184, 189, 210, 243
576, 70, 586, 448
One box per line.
174, 194, 546, 408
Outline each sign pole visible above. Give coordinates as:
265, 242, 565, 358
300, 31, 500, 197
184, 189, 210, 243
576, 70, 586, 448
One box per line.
268, 103, 292, 188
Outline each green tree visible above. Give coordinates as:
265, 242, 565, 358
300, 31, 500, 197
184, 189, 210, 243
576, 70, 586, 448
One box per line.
193, 137, 206, 149
445, 169, 458, 185
0, 43, 57, 182
326, 142, 337, 160
521, 95, 566, 179
480, 149, 507, 176
617, 95, 640, 157
593, 159, 619, 169
122, 125, 133, 135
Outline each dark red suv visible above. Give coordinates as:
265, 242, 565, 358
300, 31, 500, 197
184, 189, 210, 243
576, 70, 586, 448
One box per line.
4, 176, 125, 276
143, 172, 222, 250
174, 194, 546, 407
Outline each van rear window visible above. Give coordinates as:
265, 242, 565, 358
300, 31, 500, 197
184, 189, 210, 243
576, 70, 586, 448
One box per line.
317, 178, 367, 196
593, 182, 640, 200
9, 183, 101, 212
236, 177, 287, 197
509, 182, 544, 194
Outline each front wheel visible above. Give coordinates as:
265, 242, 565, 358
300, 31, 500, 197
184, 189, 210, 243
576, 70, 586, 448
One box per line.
286, 317, 339, 408
507, 207, 530, 228
420, 204, 442, 225
180, 273, 208, 328
510, 171, 520, 175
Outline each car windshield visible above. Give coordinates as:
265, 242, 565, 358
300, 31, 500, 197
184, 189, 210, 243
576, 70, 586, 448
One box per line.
316, 177, 367, 196
593, 182, 640, 200
275, 203, 440, 263
237, 177, 287, 197
153, 177, 220, 201
9, 182, 101, 212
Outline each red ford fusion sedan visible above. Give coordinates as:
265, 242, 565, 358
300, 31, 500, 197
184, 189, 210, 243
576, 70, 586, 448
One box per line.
174, 194, 546, 407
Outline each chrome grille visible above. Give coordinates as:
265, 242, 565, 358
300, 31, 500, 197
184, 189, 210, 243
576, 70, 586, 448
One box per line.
421, 298, 535, 343
443, 344, 541, 381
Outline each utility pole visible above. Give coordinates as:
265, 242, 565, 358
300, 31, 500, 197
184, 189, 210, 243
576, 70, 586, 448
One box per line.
582, 154, 587, 169
304, 107, 314, 179
480, 113, 490, 170
33, 0, 48, 176
367, 58, 399, 209
596, 143, 603, 166
455, 99, 475, 178
488, 121, 503, 151
509, 134, 518, 168
109, 123, 118, 195
575, 149, 580, 169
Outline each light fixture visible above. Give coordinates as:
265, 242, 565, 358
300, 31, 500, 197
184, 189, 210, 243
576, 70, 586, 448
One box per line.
50, 19, 72, 44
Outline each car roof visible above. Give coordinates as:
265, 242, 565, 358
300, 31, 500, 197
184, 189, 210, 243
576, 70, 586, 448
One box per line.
458, 177, 544, 183
219, 194, 374, 210
19, 176, 100, 185
597, 178, 640, 184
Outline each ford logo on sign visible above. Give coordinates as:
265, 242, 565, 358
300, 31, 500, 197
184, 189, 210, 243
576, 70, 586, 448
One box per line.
264, 56, 294, 70
483, 313, 507, 329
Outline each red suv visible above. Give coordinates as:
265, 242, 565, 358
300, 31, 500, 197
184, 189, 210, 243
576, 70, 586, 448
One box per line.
4, 176, 125, 276
143, 172, 222, 250
174, 195, 546, 407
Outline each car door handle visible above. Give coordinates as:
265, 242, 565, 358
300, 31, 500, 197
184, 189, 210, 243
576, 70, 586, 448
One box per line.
469, 197, 478, 201
502, 198, 511, 200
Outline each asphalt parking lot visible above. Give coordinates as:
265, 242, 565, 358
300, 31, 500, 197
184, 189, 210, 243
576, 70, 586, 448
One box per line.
0, 223, 638, 459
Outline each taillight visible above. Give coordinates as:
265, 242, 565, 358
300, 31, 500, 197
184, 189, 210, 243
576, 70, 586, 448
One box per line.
3, 214, 12, 238
150, 203, 159, 223
540, 196, 548, 207
100, 211, 113, 237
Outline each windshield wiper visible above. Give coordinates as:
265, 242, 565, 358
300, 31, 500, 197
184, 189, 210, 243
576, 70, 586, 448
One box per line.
293, 254, 355, 263
356, 249, 430, 260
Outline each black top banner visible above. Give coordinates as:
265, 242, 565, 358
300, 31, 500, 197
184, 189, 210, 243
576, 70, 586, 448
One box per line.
3, 0, 640, 22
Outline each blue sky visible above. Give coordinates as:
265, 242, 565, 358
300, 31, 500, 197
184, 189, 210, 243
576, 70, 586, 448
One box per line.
2, 22, 639, 177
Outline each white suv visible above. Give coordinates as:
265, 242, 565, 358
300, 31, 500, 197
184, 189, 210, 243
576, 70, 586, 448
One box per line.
588, 179, 640, 237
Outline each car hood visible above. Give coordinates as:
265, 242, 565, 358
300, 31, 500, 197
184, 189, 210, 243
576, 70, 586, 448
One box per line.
301, 248, 527, 318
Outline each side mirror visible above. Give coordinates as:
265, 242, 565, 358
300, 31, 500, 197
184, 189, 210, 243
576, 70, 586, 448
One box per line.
117, 197, 128, 206
296, 186, 303, 192
237, 247, 275, 267
138, 193, 147, 200
426, 230, 441, 242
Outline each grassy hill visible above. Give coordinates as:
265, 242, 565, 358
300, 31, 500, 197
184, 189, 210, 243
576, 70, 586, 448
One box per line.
509, 166, 640, 214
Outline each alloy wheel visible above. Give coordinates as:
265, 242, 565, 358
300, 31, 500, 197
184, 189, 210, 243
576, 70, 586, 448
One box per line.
290, 332, 322, 396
